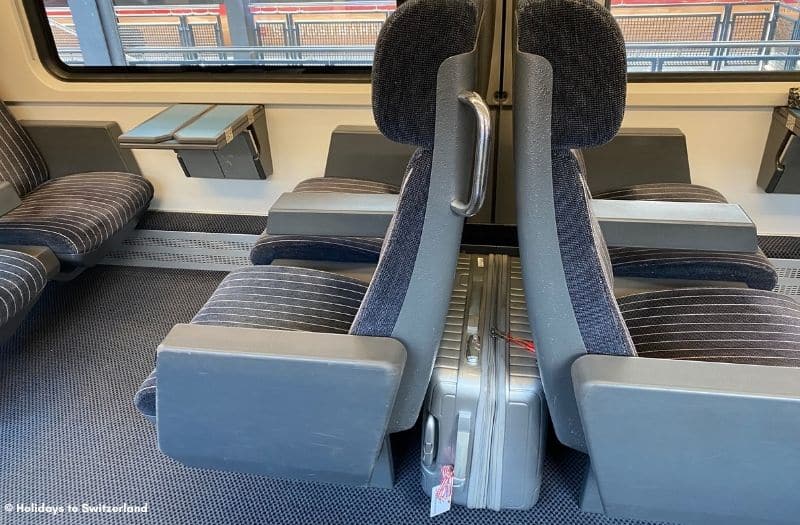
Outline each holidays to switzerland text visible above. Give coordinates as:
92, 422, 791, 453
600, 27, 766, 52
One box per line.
5, 503, 149, 515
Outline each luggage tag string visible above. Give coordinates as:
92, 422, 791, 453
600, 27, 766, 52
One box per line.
490, 328, 535, 353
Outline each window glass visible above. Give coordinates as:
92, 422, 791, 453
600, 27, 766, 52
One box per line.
41, 0, 395, 68
610, 0, 800, 73
36, 0, 800, 75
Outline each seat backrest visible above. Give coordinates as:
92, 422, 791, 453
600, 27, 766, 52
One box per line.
0, 101, 48, 196
350, 0, 489, 432
514, 0, 635, 450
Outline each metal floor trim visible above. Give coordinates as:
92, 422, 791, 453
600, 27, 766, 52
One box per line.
102, 230, 257, 271
772, 258, 800, 302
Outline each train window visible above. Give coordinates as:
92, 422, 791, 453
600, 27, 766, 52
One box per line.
28, 0, 396, 78
26, 0, 800, 80
610, 0, 800, 76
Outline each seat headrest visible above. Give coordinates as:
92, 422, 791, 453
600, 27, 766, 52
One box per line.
372, 0, 480, 148
517, 0, 627, 150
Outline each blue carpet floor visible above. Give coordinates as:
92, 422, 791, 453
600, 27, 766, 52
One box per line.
0, 265, 663, 525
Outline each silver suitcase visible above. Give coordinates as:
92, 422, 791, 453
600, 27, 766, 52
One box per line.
421, 254, 547, 511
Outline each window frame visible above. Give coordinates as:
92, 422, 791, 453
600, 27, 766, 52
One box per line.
23, 1, 373, 83
23, 0, 800, 83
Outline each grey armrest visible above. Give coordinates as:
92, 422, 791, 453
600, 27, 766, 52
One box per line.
156, 323, 406, 485
0, 182, 21, 217
593, 200, 758, 252
572, 354, 800, 524
267, 192, 398, 237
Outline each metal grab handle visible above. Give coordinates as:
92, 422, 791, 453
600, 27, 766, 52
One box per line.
451, 91, 492, 217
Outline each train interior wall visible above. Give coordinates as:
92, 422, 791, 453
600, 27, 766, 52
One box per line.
1, 1, 797, 236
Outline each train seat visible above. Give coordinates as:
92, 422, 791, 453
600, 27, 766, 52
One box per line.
252, 158, 777, 295
514, 1, 800, 522
134, 0, 489, 487
590, 178, 777, 290
249, 176, 392, 265
133, 264, 369, 422
0, 102, 153, 272
0, 247, 55, 341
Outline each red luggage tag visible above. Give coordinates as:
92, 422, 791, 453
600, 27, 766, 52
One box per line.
430, 464, 454, 517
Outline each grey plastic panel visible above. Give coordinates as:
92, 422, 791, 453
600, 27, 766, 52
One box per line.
513, 49, 589, 451
118, 104, 211, 144
573, 354, 800, 525
613, 276, 746, 297
580, 128, 691, 194
0, 182, 21, 217
757, 107, 800, 194
22, 120, 142, 177
324, 125, 415, 186
156, 324, 406, 485
174, 105, 260, 146
178, 150, 224, 179
593, 199, 758, 252
267, 192, 398, 237
386, 50, 481, 432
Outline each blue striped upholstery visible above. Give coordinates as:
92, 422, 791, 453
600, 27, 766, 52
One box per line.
134, 369, 158, 423
350, 148, 434, 336
0, 249, 48, 326
192, 265, 368, 331
608, 247, 777, 290
619, 287, 800, 366
134, 265, 368, 419
0, 101, 48, 196
595, 181, 778, 290
550, 151, 637, 356
294, 177, 400, 195
0, 172, 153, 256
250, 233, 383, 265
595, 183, 727, 203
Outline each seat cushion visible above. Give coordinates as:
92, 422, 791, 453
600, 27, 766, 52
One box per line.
0, 172, 153, 257
619, 287, 800, 366
250, 233, 384, 265
594, 183, 727, 203
0, 249, 48, 326
608, 247, 778, 291
596, 182, 778, 290
294, 177, 400, 194
134, 265, 369, 419
191, 265, 368, 331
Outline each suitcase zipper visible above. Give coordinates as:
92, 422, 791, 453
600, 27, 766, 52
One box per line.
467, 254, 501, 508
486, 254, 510, 510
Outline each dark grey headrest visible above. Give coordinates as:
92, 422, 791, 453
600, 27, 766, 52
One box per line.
517, 0, 627, 150
372, 0, 480, 148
